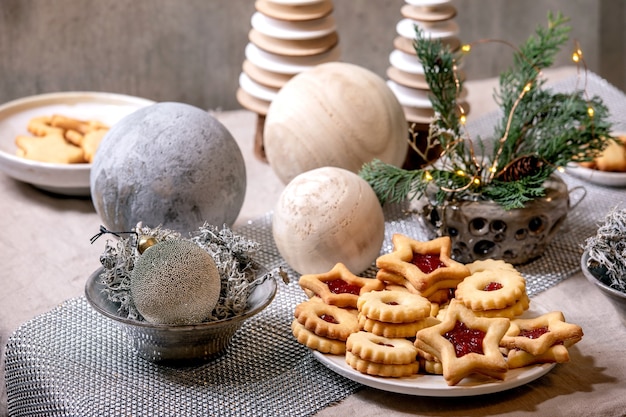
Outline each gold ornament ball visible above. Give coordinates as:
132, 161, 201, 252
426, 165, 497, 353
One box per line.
272, 166, 385, 275
263, 62, 408, 184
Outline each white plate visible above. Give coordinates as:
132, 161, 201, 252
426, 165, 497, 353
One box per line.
313, 303, 556, 397
314, 352, 554, 397
565, 163, 626, 187
0, 91, 154, 195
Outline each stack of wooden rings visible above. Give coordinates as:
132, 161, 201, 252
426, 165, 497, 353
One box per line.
386, 0, 469, 139
236, 0, 340, 161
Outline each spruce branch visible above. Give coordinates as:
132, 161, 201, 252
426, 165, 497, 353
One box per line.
360, 12, 613, 211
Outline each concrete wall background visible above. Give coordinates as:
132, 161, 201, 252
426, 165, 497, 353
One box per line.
0, 0, 623, 111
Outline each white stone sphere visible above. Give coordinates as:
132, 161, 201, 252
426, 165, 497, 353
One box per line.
90, 102, 246, 234
272, 166, 385, 275
264, 62, 408, 184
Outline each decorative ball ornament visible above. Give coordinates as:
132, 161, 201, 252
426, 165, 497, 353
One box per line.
130, 239, 222, 325
90, 102, 246, 235
263, 62, 408, 184
272, 166, 385, 275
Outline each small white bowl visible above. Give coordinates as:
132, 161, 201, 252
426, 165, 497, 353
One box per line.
0, 91, 154, 196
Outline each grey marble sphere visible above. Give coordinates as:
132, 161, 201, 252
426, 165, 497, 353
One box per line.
90, 102, 246, 234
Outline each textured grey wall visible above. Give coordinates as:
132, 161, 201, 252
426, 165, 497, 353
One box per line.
0, 0, 623, 110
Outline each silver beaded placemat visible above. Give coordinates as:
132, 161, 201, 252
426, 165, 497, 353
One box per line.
5, 72, 626, 417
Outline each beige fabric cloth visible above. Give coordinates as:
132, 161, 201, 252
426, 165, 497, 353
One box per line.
1, 67, 625, 416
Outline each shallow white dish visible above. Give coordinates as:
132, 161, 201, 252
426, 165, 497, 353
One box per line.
565, 163, 626, 187
0, 91, 154, 195
314, 352, 554, 397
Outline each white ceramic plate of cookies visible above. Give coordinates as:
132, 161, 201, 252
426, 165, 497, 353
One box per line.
0, 91, 154, 196
313, 303, 556, 397
565, 163, 626, 187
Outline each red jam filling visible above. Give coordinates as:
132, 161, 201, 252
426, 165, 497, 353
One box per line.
387, 301, 399, 306
483, 282, 503, 291
518, 326, 549, 339
444, 321, 486, 357
412, 253, 445, 273
320, 314, 338, 324
377, 342, 394, 347
326, 279, 361, 295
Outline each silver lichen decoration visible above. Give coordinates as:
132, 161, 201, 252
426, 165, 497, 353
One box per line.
97, 222, 272, 321
584, 207, 626, 292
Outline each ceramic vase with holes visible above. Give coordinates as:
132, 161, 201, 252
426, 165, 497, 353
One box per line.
418, 175, 577, 265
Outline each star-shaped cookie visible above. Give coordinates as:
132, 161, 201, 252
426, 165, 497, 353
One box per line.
415, 299, 509, 386
500, 311, 583, 355
376, 234, 470, 293
299, 262, 384, 308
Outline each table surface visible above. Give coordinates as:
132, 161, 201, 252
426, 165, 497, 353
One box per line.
2, 66, 625, 417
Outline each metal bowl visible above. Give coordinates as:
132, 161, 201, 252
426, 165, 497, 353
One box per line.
85, 267, 277, 363
581, 250, 626, 326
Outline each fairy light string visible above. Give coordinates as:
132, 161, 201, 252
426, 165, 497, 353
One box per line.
439, 33, 595, 189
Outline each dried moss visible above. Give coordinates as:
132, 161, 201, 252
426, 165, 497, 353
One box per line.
97, 222, 271, 322
584, 208, 626, 292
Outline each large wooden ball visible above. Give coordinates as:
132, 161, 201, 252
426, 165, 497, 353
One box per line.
264, 62, 408, 184
90, 102, 246, 234
272, 167, 385, 275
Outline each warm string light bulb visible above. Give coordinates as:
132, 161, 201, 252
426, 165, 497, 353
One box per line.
587, 106, 595, 118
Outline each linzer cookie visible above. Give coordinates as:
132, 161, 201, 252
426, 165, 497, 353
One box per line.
299, 262, 384, 308
500, 310, 583, 363
294, 298, 358, 341
376, 234, 470, 299
415, 299, 510, 386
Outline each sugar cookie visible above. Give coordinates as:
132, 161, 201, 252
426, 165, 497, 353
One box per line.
455, 269, 526, 311
291, 319, 345, 355
376, 234, 470, 294
357, 290, 431, 323
500, 311, 583, 355
415, 300, 509, 386
294, 298, 358, 341
345, 351, 419, 377
299, 262, 384, 308
346, 331, 418, 365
